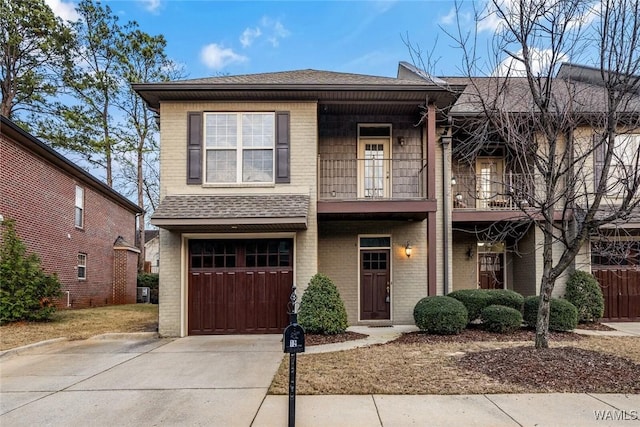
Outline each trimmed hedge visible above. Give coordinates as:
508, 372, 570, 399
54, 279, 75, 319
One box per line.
565, 270, 604, 323
486, 289, 524, 312
481, 304, 523, 333
448, 289, 524, 322
523, 295, 578, 331
447, 289, 490, 322
413, 296, 468, 335
298, 274, 348, 335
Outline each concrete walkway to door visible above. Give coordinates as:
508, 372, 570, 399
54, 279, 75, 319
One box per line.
0, 334, 283, 426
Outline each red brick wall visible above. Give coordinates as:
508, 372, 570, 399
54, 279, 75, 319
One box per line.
0, 134, 138, 308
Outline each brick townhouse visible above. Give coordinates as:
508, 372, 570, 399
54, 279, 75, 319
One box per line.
133, 62, 639, 337
0, 115, 143, 308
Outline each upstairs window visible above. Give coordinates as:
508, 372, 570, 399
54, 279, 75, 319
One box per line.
204, 112, 274, 184
75, 186, 84, 228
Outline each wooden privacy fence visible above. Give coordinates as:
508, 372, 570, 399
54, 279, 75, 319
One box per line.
592, 268, 640, 321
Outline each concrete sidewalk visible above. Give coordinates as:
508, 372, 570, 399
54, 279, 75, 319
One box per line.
254, 393, 640, 426
1, 323, 639, 426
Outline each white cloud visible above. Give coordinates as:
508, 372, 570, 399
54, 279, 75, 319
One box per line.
200, 44, 247, 70
44, 0, 80, 22
493, 48, 569, 77
240, 27, 262, 48
139, 0, 162, 13
439, 7, 457, 25
259, 17, 291, 47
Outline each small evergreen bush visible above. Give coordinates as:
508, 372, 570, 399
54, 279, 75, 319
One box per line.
413, 296, 468, 335
298, 273, 348, 335
485, 289, 524, 312
523, 295, 579, 331
0, 219, 62, 324
447, 289, 490, 322
565, 270, 604, 323
481, 304, 523, 333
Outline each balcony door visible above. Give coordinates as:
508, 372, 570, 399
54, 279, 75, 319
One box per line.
476, 157, 504, 209
358, 138, 390, 198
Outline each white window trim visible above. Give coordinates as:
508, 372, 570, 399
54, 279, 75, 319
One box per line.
203, 112, 275, 185
77, 253, 87, 280
75, 186, 84, 229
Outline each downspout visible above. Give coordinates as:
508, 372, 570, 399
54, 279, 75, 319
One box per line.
440, 126, 453, 295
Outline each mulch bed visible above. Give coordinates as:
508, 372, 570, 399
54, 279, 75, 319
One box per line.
305, 331, 368, 346
458, 346, 640, 393
574, 322, 616, 331
393, 327, 584, 344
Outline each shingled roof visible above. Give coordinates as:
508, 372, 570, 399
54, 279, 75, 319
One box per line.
132, 67, 466, 111
151, 194, 310, 232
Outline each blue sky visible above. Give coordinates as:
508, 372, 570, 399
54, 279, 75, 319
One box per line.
46, 0, 498, 79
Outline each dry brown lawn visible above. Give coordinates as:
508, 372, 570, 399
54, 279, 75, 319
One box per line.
0, 304, 158, 351
269, 336, 640, 395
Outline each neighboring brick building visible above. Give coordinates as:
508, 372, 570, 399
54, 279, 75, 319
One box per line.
0, 116, 143, 308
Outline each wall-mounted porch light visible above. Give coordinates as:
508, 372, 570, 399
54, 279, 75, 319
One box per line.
405, 242, 413, 258
451, 176, 457, 186
397, 136, 406, 146
466, 246, 474, 260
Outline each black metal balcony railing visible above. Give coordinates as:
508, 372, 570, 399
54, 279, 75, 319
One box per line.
452, 172, 538, 210
318, 158, 428, 200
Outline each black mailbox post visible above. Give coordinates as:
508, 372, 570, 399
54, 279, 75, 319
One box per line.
284, 286, 305, 427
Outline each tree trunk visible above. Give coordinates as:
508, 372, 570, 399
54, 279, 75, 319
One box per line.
535, 219, 556, 349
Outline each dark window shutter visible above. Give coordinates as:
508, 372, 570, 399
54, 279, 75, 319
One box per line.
594, 133, 604, 190
275, 111, 290, 183
187, 112, 202, 185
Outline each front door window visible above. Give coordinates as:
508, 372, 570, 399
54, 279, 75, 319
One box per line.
477, 242, 505, 289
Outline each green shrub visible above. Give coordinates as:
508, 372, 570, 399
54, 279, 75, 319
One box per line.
565, 270, 604, 323
298, 274, 348, 335
523, 295, 579, 331
137, 273, 159, 289
447, 289, 490, 322
481, 304, 523, 333
485, 289, 524, 312
413, 296, 468, 335
0, 219, 62, 324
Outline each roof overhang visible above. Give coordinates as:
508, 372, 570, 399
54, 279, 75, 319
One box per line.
132, 84, 466, 114
151, 194, 309, 233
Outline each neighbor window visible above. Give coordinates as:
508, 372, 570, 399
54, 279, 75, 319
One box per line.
204, 112, 274, 183
607, 134, 640, 196
75, 186, 84, 228
77, 253, 87, 280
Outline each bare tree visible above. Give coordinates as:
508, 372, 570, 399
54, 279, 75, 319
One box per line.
442, 0, 640, 348
113, 28, 184, 271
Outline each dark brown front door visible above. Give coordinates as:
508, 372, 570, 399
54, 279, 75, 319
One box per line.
188, 239, 293, 334
478, 253, 504, 289
360, 250, 390, 320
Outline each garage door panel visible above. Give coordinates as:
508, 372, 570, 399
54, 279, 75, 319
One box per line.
189, 238, 293, 335
594, 268, 640, 321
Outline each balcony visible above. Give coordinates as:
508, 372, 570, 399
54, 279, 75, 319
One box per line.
317, 157, 434, 220
452, 172, 535, 212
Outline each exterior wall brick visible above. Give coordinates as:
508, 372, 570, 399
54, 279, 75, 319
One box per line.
318, 220, 427, 325
156, 101, 318, 336
0, 130, 139, 309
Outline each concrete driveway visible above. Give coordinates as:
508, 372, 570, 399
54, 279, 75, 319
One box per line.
0, 334, 284, 426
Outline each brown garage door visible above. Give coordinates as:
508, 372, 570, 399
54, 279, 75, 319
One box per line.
593, 268, 640, 321
188, 239, 293, 334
